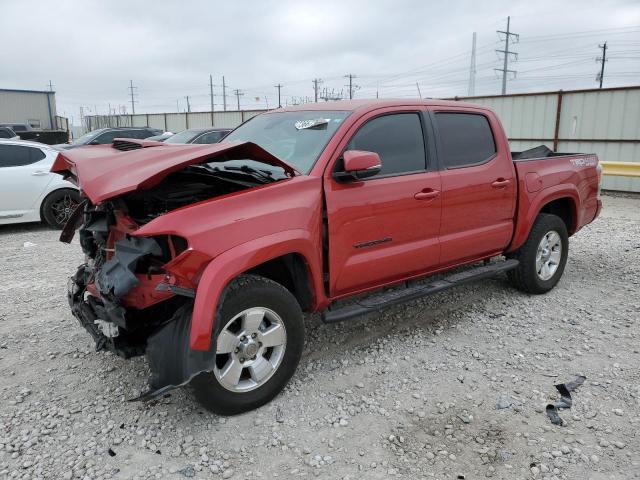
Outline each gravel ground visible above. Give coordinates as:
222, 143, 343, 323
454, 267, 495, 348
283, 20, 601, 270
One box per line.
0, 193, 638, 480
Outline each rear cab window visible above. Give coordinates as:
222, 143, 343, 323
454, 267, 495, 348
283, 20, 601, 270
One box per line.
434, 112, 496, 168
345, 113, 427, 178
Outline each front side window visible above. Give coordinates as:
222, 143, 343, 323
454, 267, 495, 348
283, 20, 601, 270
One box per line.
94, 130, 128, 144
346, 113, 426, 177
223, 111, 351, 174
434, 113, 496, 168
164, 129, 201, 144
0, 145, 45, 168
0, 129, 12, 139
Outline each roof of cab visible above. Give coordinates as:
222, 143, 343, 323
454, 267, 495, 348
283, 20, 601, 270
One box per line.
276, 98, 487, 113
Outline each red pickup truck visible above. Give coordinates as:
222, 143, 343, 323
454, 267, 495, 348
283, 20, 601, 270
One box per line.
52, 99, 602, 414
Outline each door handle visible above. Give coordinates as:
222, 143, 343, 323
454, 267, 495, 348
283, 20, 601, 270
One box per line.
31, 170, 49, 176
491, 178, 510, 188
414, 189, 440, 200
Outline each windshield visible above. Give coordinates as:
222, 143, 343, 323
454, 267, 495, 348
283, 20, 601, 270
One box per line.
71, 130, 101, 145
164, 129, 200, 144
223, 111, 350, 173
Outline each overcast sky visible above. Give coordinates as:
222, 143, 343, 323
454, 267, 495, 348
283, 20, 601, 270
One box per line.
1, 0, 639, 124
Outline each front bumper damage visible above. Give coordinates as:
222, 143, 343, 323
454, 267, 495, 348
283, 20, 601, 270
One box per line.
67, 211, 215, 400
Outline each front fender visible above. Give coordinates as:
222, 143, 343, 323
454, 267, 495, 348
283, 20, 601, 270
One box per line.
190, 229, 325, 351
507, 184, 579, 252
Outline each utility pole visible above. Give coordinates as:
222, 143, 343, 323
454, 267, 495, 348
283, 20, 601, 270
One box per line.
344, 74, 358, 99
209, 74, 215, 112
233, 89, 244, 110
222, 76, 227, 111
312, 78, 322, 102
185, 96, 191, 113
176, 99, 180, 112
495, 17, 519, 95
275, 83, 283, 108
596, 42, 608, 89
48, 80, 54, 92
128, 80, 138, 114
468, 32, 477, 96
416, 82, 422, 98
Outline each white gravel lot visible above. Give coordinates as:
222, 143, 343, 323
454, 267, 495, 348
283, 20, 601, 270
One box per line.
0, 193, 638, 480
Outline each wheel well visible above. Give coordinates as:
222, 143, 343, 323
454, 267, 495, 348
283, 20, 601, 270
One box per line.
39, 188, 79, 220
245, 253, 314, 311
539, 197, 575, 234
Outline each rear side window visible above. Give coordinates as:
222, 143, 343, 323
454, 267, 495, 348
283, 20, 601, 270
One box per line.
347, 113, 426, 177
434, 113, 496, 168
0, 145, 46, 167
0, 129, 12, 138
193, 131, 226, 144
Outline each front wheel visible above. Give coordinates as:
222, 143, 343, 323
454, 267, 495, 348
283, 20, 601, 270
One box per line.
41, 189, 80, 229
191, 275, 304, 415
507, 213, 569, 294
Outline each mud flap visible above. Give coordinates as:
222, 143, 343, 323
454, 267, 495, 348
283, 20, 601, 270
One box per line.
131, 304, 216, 401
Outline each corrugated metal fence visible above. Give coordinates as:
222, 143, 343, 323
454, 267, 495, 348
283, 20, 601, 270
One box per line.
449, 86, 640, 192
85, 110, 266, 133
85, 85, 640, 192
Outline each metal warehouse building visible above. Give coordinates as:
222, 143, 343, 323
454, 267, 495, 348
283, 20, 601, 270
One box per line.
0, 88, 58, 129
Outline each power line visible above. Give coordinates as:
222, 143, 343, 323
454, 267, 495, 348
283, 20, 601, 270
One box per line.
128, 80, 138, 114
596, 41, 608, 88
312, 78, 322, 102
222, 76, 227, 111
233, 89, 244, 111
468, 32, 477, 96
495, 16, 519, 95
344, 74, 358, 99
209, 74, 215, 112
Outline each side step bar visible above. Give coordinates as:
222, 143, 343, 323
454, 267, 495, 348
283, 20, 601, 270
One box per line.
321, 259, 519, 323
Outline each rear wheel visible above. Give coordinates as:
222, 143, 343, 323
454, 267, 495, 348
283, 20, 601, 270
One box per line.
507, 213, 569, 294
41, 189, 80, 229
191, 275, 304, 415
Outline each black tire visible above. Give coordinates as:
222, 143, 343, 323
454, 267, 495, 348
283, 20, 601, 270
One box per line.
507, 213, 569, 294
41, 189, 81, 229
191, 274, 304, 415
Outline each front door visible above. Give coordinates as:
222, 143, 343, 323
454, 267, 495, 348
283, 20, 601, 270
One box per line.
324, 111, 442, 297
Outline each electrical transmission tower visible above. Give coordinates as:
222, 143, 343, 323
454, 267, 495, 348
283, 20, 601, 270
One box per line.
128, 80, 138, 114
344, 74, 358, 99
319, 88, 343, 102
312, 79, 323, 102
274, 84, 283, 108
596, 42, 608, 89
233, 89, 244, 111
468, 32, 477, 96
495, 17, 519, 95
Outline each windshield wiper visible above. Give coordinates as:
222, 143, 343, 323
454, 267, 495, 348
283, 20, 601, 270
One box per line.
223, 165, 275, 183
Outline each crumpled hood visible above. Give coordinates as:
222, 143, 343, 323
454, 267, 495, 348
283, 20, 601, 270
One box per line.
50, 140, 299, 204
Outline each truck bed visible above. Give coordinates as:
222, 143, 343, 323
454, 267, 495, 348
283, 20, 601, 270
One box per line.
509, 146, 602, 252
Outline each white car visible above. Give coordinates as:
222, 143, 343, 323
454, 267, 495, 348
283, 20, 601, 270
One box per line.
0, 139, 80, 228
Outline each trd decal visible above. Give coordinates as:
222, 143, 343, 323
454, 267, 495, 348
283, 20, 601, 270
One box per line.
353, 237, 392, 249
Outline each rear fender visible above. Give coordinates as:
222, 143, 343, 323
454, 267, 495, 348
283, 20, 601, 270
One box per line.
190, 230, 325, 351
507, 184, 579, 253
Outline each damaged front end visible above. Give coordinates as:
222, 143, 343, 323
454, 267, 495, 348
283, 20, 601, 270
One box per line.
66, 202, 203, 361
55, 139, 298, 400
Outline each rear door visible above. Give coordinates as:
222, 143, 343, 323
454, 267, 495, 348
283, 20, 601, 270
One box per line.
0, 144, 53, 220
324, 109, 441, 296
433, 109, 516, 265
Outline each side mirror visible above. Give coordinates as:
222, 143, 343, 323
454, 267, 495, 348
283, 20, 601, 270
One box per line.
333, 150, 382, 182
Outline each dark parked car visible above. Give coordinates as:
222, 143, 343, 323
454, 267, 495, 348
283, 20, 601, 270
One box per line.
56, 127, 163, 150
0, 127, 19, 140
0, 123, 34, 133
163, 128, 231, 144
